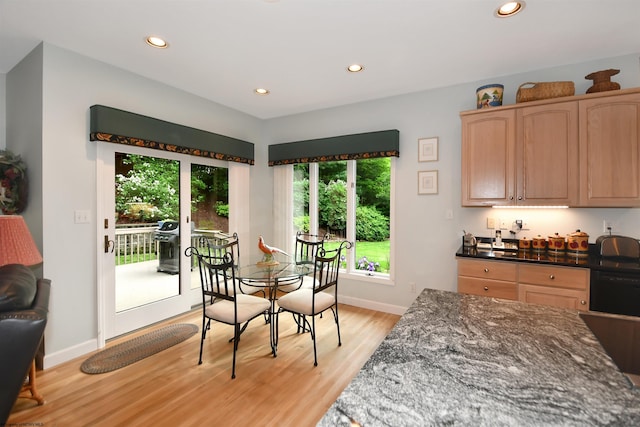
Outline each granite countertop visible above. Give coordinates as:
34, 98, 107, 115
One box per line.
318, 289, 640, 426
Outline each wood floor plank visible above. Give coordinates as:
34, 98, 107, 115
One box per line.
8, 304, 399, 426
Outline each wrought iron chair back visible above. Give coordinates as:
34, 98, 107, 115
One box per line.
277, 240, 352, 366
186, 247, 270, 379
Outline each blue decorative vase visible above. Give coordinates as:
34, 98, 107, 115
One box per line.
476, 84, 504, 109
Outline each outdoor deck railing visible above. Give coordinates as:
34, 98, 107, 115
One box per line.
115, 226, 158, 265
115, 225, 225, 266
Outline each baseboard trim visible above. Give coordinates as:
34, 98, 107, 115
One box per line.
339, 294, 407, 316
44, 338, 98, 369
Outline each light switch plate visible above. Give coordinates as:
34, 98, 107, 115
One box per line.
74, 210, 90, 224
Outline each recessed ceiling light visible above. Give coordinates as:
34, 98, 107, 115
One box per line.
255, 88, 270, 95
495, 1, 525, 17
146, 36, 168, 48
347, 64, 364, 73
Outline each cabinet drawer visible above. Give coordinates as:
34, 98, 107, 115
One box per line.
458, 276, 518, 300
519, 284, 589, 311
519, 264, 589, 290
457, 259, 517, 281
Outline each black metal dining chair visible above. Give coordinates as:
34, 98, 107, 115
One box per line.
278, 231, 328, 293
196, 232, 264, 296
276, 241, 352, 366
188, 248, 270, 379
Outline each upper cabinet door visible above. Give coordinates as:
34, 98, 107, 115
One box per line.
517, 102, 579, 206
461, 109, 516, 206
579, 92, 640, 207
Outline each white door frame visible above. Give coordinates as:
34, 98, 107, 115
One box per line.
96, 144, 232, 345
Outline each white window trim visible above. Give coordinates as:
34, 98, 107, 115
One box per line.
278, 158, 395, 284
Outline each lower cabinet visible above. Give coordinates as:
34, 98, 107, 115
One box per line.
457, 258, 589, 311
457, 259, 518, 300
518, 264, 589, 311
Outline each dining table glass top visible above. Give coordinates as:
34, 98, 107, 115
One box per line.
236, 261, 311, 282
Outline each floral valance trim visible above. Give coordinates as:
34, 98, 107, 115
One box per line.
90, 133, 254, 165
268, 149, 399, 166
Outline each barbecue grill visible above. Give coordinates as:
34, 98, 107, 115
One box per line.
154, 220, 179, 274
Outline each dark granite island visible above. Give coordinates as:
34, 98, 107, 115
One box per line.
319, 289, 640, 426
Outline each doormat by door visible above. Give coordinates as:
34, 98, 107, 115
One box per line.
81, 323, 199, 374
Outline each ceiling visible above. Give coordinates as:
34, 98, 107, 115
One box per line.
1, 0, 639, 119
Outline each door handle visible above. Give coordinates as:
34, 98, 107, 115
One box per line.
104, 235, 115, 253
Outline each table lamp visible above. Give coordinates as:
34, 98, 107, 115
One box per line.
0, 215, 43, 267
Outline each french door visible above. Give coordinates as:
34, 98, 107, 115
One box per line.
97, 143, 230, 342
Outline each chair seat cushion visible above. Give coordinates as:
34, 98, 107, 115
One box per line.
277, 276, 317, 293
205, 294, 270, 324
0, 264, 37, 313
278, 288, 335, 316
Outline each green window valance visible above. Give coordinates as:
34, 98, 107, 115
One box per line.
268, 129, 399, 166
89, 105, 254, 165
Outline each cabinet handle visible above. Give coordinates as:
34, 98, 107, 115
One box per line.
483, 286, 489, 291
549, 274, 555, 280
509, 196, 514, 200
484, 268, 489, 273
518, 196, 523, 200
580, 300, 586, 305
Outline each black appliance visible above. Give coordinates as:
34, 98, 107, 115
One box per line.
590, 235, 640, 317
154, 221, 179, 274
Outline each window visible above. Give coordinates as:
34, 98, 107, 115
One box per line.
293, 158, 392, 277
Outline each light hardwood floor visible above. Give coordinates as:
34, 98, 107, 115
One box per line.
9, 304, 400, 426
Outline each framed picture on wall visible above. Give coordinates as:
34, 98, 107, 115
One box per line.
418, 137, 438, 162
418, 170, 438, 195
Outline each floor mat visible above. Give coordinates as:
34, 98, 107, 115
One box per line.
80, 323, 198, 374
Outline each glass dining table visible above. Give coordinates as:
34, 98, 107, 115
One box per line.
236, 261, 311, 356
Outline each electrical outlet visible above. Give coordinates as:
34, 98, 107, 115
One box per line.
603, 220, 616, 233
521, 222, 530, 230
410, 282, 416, 293
487, 217, 495, 229
445, 209, 454, 220
499, 219, 509, 230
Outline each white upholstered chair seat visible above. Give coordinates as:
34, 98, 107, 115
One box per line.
277, 289, 335, 316
205, 294, 270, 324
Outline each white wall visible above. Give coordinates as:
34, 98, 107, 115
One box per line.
266, 53, 640, 311
7, 43, 264, 366
0, 73, 5, 149
4, 43, 640, 366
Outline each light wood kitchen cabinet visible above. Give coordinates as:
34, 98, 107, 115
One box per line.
461, 87, 640, 207
457, 258, 590, 311
457, 258, 517, 300
579, 91, 640, 206
461, 109, 515, 206
518, 264, 589, 311
461, 101, 578, 206
517, 102, 579, 206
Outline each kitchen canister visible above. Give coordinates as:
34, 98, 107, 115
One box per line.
532, 235, 547, 251
476, 84, 504, 109
548, 233, 566, 253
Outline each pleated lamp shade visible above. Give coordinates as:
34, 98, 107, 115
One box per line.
0, 215, 43, 267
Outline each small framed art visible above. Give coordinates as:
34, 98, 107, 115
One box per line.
418, 170, 438, 195
418, 137, 438, 162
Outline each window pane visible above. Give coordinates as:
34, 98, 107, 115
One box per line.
114, 152, 180, 312
355, 158, 391, 274
190, 163, 229, 290
319, 161, 347, 240
191, 164, 229, 234
293, 163, 309, 233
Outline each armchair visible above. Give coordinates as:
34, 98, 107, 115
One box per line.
0, 264, 50, 424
